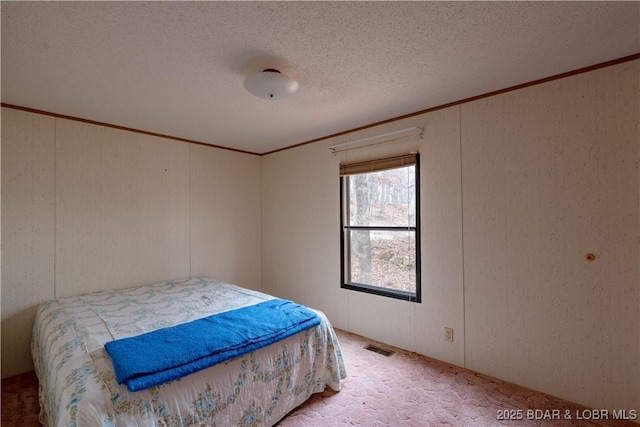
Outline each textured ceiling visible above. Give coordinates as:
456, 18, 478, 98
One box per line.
2, 2, 639, 154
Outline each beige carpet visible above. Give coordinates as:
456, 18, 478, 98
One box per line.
278, 331, 635, 426
2, 329, 635, 426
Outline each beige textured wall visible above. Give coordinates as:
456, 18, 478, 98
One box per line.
190, 144, 261, 289
1, 109, 262, 377
462, 60, 639, 411
55, 119, 191, 296
261, 60, 639, 412
1, 109, 56, 378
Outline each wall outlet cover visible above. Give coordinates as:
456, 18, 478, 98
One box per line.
445, 327, 454, 342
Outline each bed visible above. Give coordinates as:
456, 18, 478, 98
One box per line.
31, 277, 346, 427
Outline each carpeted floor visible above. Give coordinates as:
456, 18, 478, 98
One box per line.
1, 329, 635, 426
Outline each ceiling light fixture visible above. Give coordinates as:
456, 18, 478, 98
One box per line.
244, 69, 299, 100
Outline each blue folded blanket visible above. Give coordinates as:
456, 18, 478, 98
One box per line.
104, 298, 320, 392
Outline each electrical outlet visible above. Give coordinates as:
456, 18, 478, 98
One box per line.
445, 327, 454, 342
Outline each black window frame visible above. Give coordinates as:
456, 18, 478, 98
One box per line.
340, 154, 421, 303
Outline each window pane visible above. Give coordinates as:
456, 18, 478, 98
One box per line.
348, 166, 416, 227
349, 230, 416, 293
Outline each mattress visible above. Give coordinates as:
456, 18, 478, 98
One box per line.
31, 277, 346, 427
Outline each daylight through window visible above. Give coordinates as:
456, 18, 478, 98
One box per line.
340, 153, 421, 302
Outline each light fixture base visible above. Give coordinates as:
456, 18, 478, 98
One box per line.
244, 69, 299, 100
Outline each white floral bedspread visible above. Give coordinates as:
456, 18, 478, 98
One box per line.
32, 277, 346, 427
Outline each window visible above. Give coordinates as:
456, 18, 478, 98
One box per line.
340, 154, 420, 302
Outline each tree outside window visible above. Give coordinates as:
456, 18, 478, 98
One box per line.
340, 154, 420, 302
